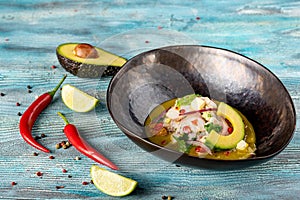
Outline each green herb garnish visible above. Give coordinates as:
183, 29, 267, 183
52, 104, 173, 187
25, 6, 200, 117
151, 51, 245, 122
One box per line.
173, 134, 192, 153
175, 94, 200, 107
204, 123, 222, 133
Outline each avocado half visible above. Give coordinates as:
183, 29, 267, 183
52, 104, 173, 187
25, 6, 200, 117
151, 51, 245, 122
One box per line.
56, 43, 127, 78
205, 102, 245, 150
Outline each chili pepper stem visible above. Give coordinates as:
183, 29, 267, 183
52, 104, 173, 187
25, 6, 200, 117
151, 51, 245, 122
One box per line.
57, 112, 119, 170
57, 112, 69, 125
48, 75, 67, 97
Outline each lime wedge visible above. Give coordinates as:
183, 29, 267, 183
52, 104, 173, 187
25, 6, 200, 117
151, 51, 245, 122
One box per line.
61, 84, 99, 112
90, 165, 138, 197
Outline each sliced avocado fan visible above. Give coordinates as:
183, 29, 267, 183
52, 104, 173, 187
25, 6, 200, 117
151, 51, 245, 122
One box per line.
56, 43, 127, 78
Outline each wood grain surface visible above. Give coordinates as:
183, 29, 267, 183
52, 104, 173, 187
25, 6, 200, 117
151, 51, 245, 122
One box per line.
0, 0, 299, 199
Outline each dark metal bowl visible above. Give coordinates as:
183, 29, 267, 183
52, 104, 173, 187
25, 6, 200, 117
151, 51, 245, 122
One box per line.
107, 45, 296, 170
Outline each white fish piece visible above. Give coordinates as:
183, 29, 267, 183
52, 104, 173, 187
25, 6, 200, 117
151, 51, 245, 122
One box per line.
166, 107, 180, 119
208, 117, 220, 125
180, 105, 192, 113
190, 97, 206, 111
178, 113, 205, 134
202, 97, 217, 108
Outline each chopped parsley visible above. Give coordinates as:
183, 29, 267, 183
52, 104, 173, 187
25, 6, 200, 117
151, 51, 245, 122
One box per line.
173, 134, 192, 153
204, 123, 222, 133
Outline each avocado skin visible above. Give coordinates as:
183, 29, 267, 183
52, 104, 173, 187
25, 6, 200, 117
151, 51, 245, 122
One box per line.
56, 51, 122, 78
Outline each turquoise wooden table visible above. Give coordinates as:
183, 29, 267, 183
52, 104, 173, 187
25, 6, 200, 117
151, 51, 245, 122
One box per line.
0, 1, 299, 199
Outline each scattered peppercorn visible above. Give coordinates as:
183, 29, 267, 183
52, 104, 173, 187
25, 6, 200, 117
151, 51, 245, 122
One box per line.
28, 89, 32, 93
27, 85, 32, 89
55, 143, 61, 149
17, 112, 22, 116
56, 141, 71, 149
196, 16, 201, 20
0, 93, 5, 96
56, 186, 65, 189
75, 156, 81, 160
82, 181, 89, 185
41, 133, 46, 138
16, 102, 21, 106
11, 182, 17, 186
34, 136, 41, 140
51, 65, 57, 69
49, 155, 55, 159
68, 175, 72, 178
175, 164, 180, 167
145, 40, 150, 43
162, 196, 168, 200
33, 152, 39, 156
36, 171, 43, 177
62, 169, 67, 173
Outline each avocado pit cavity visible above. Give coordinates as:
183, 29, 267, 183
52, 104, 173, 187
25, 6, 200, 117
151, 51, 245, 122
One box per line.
56, 42, 127, 77
73, 43, 99, 59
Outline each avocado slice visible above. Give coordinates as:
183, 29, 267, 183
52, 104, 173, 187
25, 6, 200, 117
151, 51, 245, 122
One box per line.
56, 43, 127, 78
205, 102, 245, 150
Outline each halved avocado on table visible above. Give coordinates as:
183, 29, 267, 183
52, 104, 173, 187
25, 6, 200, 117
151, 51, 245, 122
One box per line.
205, 102, 245, 150
56, 43, 127, 78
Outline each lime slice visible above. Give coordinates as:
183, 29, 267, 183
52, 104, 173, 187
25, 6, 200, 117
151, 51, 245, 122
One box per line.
61, 84, 99, 112
90, 165, 138, 197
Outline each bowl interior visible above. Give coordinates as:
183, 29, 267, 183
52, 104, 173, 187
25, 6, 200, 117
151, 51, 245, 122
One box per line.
107, 45, 296, 160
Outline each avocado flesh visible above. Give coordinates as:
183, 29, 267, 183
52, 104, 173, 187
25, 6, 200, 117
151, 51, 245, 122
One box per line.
56, 43, 127, 78
205, 102, 245, 150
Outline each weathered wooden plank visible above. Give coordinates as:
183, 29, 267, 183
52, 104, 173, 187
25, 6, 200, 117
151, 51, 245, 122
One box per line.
0, 0, 299, 199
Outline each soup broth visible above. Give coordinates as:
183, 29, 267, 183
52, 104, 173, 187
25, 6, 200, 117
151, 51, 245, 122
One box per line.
145, 97, 256, 160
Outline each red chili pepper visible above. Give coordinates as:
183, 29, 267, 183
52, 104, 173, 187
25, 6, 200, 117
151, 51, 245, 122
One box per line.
195, 146, 202, 152
19, 75, 67, 153
228, 127, 233, 134
57, 112, 119, 170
